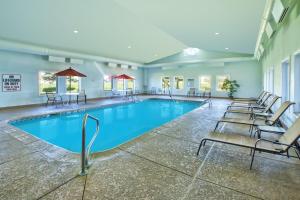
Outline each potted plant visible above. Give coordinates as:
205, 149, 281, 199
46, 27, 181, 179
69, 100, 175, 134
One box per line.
221, 79, 240, 98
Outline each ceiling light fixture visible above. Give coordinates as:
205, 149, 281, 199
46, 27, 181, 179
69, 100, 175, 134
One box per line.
128, 45, 132, 49
225, 47, 229, 50
215, 32, 220, 35
73, 30, 79, 34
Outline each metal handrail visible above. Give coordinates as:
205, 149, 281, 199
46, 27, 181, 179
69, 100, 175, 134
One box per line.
168, 87, 174, 101
80, 114, 100, 176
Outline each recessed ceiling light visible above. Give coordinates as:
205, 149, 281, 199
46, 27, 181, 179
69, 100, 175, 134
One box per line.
128, 46, 132, 49
154, 54, 158, 57
225, 47, 229, 50
73, 30, 79, 34
215, 32, 220, 35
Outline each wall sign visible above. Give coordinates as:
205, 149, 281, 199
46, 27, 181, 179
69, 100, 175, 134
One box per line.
2, 74, 21, 92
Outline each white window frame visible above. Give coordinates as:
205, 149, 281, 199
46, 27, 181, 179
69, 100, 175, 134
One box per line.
174, 76, 184, 90
293, 51, 300, 113
281, 58, 290, 102
216, 75, 230, 92
199, 75, 212, 91
161, 76, 170, 89
126, 77, 135, 90
103, 76, 113, 91
268, 67, 274, 93
65, 76, 81, 93
116, 79, 125, 91
38, 71, 57, 95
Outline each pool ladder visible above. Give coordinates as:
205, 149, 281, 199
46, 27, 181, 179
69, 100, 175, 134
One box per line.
80, 114, 100, 176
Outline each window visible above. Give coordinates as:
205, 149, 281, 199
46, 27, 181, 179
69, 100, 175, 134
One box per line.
174, 76, 184, 89
264, 71, 268, 91
39, 71, 57, 94
161, 77, 170, 89
127, 79, 135, 90
187, 79, 195, 88
66, 76, 80, 93
103, 76, 112, 91
293, 53, 300, 113
117, 79, 124, 90
216, 75, 229, 91
199, 76, 211, 91
268, 68, 274, 93
281, 60, 289, 102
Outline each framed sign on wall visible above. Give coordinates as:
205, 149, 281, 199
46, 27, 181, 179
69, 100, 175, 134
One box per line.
2, 74, 22, 92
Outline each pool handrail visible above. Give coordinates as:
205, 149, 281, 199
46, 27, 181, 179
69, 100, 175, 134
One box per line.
80, 114, 100, 176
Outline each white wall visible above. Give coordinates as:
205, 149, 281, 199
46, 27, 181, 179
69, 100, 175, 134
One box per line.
145, 60, 262, 98
0, 50, 143, 108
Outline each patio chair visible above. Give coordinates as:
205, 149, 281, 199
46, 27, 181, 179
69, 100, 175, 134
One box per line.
223, 95, 280, 118
214, 101, 295, 133
227, 93, 272, 111
45, 92, 63, 106
197, 116, 300, 169
187, 88, 196, 97
111, 89, 121, 98
77, 90, 87, 104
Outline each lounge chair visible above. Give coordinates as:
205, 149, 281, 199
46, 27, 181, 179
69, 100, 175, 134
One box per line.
223, 95, 280, 118
227, 93, 272, 111
197, 116, 300, 169
230, 91, 268, 105
214, 101, 295, 133
233, 90, 266, 102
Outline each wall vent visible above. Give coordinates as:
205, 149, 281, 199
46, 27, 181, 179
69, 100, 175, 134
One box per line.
48, 56, 66, 63
265, 22, 274, 38
259, 45, 265, 55
107, 62, 117, 68
130, 66, 138, 70
272, 0, 289, 23
70, 58, 84, 65
120, 64, 128, 69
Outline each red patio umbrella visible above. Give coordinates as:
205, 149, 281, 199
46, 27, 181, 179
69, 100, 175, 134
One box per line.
112, 74, 134, 90
55, 67, 86, 92
112, 74, 134, 80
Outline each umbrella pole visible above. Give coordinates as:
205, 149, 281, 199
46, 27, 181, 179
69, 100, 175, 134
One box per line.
69, 76, 71, 103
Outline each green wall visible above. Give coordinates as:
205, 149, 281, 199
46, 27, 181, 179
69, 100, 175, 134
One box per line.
260, 0, 300, 122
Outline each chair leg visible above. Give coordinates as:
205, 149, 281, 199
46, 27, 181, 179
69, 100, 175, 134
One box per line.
214, 122, 220, 131
250, 148, 256, 170
197, 139, 206, 156
249, 124, 253, 133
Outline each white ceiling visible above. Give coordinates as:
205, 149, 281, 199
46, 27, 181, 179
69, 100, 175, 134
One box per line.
0, 0, 186, 63
0, 0, 266, 63
115, 0, 266, 55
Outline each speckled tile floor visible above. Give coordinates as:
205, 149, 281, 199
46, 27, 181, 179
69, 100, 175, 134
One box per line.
0, 96, 299, 200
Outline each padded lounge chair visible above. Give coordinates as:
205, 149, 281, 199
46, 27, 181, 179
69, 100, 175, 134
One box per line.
214, 101, 295, 133
227, 93, 272, 111
233, 90, 266, 102
230, 91, 268, 105
223, 95, 280, 118
197, 116, 300, 169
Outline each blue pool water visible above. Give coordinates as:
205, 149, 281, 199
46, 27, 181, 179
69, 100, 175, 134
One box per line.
11, 99, 202, 153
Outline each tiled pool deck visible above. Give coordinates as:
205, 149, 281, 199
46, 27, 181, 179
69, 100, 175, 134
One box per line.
0, 96, 299, 200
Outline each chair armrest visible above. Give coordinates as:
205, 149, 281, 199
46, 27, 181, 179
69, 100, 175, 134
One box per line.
255, 138, 295, 150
